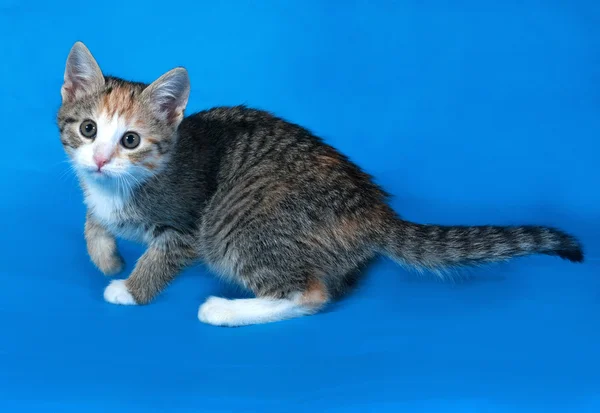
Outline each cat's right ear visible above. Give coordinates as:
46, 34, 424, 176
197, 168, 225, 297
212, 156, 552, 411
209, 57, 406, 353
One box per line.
61, 42, 105, 103
140, 67, 190, 126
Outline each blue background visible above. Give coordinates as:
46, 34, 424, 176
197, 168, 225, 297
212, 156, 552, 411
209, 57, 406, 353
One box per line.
1, 1, 599, 411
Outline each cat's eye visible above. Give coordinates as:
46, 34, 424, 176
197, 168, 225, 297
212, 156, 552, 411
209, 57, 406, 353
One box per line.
79, 120, 97, 139
121, 132, 141, 149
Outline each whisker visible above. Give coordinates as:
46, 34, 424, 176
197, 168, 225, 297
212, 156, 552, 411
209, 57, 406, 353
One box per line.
122, 171, 148, 199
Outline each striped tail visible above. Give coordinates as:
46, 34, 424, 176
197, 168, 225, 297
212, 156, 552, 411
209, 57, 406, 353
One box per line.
384, 220, 583, 270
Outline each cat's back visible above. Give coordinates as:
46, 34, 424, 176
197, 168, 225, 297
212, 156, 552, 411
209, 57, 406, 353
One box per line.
176, 105, 326, 186
181, 104, 345, 173
193, 104, 389, 224
179, 105, 319, 151
180, 105, 387, 203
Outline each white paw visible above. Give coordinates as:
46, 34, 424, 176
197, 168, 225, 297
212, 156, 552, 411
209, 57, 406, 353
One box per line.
104, 280, 137, 305
198, 296, 237, 327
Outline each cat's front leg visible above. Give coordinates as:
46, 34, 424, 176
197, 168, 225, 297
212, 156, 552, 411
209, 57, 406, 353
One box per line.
103, 228, 197, 305
85, 212, 124, 275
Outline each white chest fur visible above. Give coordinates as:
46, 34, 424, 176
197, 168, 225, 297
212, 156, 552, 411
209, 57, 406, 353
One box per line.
84, 181, 151, 244
84, 184, 126, 223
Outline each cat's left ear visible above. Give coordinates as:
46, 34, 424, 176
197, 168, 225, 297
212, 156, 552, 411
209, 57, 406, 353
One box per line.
141, 68, 190, 126
62, 42, 105, 103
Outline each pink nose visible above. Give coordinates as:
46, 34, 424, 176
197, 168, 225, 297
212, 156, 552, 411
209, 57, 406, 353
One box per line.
93, 154, 110, 170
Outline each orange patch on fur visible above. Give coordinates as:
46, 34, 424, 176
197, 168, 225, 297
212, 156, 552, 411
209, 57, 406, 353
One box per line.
299, 278, 329, 308
102, 86, 137, 120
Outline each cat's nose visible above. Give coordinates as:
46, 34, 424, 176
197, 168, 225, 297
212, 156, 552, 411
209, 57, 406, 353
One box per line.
93, 154, 110, 171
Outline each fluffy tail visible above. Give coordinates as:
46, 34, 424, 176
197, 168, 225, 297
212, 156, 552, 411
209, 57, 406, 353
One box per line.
383, 219, 583, 270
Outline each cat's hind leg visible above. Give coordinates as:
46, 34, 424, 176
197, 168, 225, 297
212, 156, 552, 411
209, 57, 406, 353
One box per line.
198, 279, 328, 327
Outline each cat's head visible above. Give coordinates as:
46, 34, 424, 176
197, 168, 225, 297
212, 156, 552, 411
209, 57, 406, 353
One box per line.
57, 42, 190, 189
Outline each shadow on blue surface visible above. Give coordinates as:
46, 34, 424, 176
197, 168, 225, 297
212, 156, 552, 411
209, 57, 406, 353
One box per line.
0, 1, 598, 412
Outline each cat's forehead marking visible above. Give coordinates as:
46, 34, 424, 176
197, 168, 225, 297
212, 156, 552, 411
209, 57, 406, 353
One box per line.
101, 85, 138, 120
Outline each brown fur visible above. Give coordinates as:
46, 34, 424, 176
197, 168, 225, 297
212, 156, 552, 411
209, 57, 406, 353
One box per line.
101, 86, 137, 120
299, 278, 329, 308
305, 216, 364, 252
84, 214, 124, 275
128, 147, 154, 163
315, 153, 341, 168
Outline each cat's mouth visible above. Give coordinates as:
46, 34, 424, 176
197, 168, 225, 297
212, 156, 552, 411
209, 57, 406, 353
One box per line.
81, 165, 114, 180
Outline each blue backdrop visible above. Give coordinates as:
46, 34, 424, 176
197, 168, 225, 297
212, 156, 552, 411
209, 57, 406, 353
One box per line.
1, 1, 598, 411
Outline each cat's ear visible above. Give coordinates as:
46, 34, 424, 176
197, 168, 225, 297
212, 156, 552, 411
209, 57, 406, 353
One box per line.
141, 68, 190, 125
62, 42, 105, 103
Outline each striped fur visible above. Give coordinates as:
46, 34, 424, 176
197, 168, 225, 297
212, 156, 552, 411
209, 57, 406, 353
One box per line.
57, 42, 584, 326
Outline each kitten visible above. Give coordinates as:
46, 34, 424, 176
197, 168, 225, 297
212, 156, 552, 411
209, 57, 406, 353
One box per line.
57, 42, 584, 327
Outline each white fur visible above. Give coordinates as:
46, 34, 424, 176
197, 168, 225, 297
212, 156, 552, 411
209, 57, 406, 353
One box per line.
74, 111, 152, 186
198, 295, 312, 327
84, 181, 150, 243
74, 112, 129, 174
72, 112, 154, 243
83, 180, 127, 223
104, 280, 136, 305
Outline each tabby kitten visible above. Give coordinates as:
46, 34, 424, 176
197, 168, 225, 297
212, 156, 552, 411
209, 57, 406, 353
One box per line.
57, 42, 583, 327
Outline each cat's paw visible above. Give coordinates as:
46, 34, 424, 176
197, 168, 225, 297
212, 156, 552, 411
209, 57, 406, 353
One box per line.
94, 252, 125, 276
104, 279, 137, 305
198, 296, 236, 326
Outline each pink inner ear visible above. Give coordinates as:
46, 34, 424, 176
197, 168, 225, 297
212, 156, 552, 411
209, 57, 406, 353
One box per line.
62, 80, 78, 101
159, 100, 182, 124
62, 74, 95, 102
145, 69, 189, 123
149, 93, 182, 124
